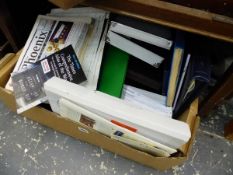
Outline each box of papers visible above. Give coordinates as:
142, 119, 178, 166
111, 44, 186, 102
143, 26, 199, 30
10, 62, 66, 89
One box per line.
0, 51, 199, 170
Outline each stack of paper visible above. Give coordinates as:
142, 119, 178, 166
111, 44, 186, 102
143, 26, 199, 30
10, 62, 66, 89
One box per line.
6, 7, 109, 92
5, 14, 91, 91
50, 7, 110, 90
44, 77, 191, 149
6, 7, 109, 114
59, 98, 176, 157
121, 85, 172, 117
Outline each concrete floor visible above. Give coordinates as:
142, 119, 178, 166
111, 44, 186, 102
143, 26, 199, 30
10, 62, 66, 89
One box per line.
0, 99, 233, 175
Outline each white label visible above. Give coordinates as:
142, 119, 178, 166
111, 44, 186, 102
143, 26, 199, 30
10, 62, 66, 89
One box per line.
41, 59, 51, 73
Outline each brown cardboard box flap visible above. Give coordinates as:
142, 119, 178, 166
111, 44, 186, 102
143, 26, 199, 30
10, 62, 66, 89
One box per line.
0, 50, 22, 87
0, 53, 15, 70
0, 53, 16, 87
178, 98, 199, 154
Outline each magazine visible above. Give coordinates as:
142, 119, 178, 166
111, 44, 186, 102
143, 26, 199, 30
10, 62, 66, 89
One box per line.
11, 45, 87, 114
6, 14, 91, 91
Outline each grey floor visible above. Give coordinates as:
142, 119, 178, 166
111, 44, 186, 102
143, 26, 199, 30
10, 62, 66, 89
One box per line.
0, 99, 233, 175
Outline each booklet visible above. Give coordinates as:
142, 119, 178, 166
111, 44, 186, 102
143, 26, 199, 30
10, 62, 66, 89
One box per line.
11, 45, 86, 114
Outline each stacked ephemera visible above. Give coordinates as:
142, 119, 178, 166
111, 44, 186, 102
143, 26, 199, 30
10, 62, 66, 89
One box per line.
6, 7, 197, 158
6, 7, 109, 114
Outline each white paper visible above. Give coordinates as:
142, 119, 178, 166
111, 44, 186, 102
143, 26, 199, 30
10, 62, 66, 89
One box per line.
122, 85, 172, 117
44, 77, 191, 149
59, 98, 176, 156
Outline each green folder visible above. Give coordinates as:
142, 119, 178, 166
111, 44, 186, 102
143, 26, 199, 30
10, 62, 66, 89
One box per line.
98, 45, 129, 97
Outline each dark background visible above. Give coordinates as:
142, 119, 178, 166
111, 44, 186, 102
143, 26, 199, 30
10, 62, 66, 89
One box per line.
0, 0, 55, 51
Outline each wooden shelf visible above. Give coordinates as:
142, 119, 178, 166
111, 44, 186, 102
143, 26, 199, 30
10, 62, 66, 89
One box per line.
49, 0, 233, 43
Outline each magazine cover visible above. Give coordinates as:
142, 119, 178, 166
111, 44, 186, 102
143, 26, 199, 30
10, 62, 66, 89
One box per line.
12, 45, 87, 114
6, 15, 91, 90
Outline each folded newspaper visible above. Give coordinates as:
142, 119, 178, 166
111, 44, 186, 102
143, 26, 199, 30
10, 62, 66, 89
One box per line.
5, 14, 92, 91
11, 45, 87, 114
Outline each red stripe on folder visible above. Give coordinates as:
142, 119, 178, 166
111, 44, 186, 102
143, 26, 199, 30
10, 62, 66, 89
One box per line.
111, 120, 137, 132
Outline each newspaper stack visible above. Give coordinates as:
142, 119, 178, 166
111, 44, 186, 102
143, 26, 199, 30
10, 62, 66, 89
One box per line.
49, 7, 109, 90
7, 7, 109, 113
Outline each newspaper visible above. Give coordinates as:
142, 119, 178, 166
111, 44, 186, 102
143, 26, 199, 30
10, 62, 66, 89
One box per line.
50, 7, 109, 90
5, 15, 91, 91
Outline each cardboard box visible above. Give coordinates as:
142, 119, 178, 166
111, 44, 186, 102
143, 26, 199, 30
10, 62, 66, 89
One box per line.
0, 52, 199, 170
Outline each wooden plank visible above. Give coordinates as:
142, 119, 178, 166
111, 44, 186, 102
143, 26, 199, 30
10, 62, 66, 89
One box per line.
84, 0, 233, 42
49, 0, 85, 9
129, 0, 233, 25
199, 62, 233, 117
0, 1, 19, 52
0, 41, 9, 52
129, 0, 218, 20
160, 0, 233, 18
48, 0, 233, 43
0, 50, 21, 87
224, 119, 233, 140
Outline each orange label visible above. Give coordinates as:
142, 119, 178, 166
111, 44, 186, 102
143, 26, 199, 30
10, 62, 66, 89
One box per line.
111, 120, 137, 132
